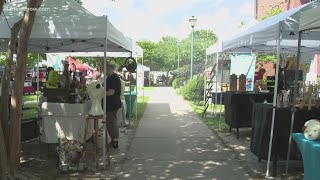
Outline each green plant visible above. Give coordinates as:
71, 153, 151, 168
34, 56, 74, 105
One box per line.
260, 3, 282, 21
257, 55, 277, 63
181, 77, 204, 101
172, 78, 180, 89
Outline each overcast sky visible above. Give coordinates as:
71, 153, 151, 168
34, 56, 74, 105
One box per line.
83, 0, 256, 42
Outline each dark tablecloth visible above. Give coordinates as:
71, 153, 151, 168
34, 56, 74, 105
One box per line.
224, 91, 273, 128
251, 103, 320, 160
211, 92, 224, 104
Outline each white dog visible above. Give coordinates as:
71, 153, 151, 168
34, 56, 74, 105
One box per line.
87, 80, 105, 116
303, 119, 320, 141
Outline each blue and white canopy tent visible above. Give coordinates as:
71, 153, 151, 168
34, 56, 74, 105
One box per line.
0, 0, 138, 168
207, 0, 320, 177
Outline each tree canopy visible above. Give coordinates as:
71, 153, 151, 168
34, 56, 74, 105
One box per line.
138, 30, 218, 71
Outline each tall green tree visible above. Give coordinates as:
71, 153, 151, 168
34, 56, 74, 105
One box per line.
138, 30, 218, 72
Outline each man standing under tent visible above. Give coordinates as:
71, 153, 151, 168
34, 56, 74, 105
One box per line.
105, 62, 122, 149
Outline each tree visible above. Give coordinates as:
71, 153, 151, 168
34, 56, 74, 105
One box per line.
138, 40, 162, 70
287, 0, 291, 11
138, 30, 218, 72
260, 3, 282, 21
257, 3, 283, 63
0, 0, 3, 14
8, 0, 43, 173
0, 18, 23, 178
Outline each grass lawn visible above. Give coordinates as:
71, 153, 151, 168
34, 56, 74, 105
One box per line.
188, 101, 229, 132
132, 96, 149, 128
137, 86, 155, 91
22, 95, 39, 120
23, 94, 38, 102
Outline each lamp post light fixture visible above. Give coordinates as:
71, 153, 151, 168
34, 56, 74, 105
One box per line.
177, 40, 181, 69
189, 16, 197, 80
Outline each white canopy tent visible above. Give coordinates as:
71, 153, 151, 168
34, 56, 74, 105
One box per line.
285, 2, 320, 175
299, 3, 320, 32
212, 0, 320, 177
0, 0, 132, 53
0, 0, 138, 167
223, 2, 320, 54
48, 41, 144, 58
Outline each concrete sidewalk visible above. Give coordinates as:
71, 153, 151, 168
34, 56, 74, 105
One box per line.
116, 87, 250, 180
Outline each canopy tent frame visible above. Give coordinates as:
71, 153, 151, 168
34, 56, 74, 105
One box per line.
205, 48, 258, 130
205, 1, 320, 177
0, 0, 140, 168
286, 7, 320, 174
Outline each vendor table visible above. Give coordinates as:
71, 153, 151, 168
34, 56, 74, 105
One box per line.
224, 91, 273, 138
41, 102, 102, 143
211, 92, 224, 104
292, 133, 320, 180
251, 103, 320, 176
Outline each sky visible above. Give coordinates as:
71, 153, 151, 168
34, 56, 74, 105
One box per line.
82, 0, 257, 42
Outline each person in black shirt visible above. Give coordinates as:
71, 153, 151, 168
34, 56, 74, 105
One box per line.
105, 62, 121, 149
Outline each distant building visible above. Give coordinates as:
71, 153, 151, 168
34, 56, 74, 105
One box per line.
254, 0, 312, 20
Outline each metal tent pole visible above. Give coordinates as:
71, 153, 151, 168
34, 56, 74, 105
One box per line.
136, 67, 138, 122
102, 16, 108, 168
142, 56, 145, 104
266, 30, 282, 178
204, 52, 208, 103
37, 54, 40, 106
219, 55, 224, 131
214, 52, 218, 116
285, 31, 303, 175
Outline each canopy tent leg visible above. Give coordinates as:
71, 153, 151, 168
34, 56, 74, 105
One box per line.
219, 55, 224, 131
102, 16, 109, 168
142, 56, 145, 104
204, 53, 208, 104
214, 52, 218, 116
285, 30, 303, 175
266, 30, 282, 178
136, 56, 139, 121
37, 54, 40, 106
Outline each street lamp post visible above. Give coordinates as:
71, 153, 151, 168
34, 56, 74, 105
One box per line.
177, 40, 181, 69
189, 16, 197, 80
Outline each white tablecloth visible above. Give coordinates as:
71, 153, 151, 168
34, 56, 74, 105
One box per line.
41, 102, 103, 143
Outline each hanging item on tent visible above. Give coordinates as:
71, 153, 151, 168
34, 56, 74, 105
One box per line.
125, 57, 137, 73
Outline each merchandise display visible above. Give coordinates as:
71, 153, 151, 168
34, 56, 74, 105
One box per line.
238, 74, 246, 92
56, 137, 84, 171
229, 74, 237, 91
302, 119, 320, 140
87, 80, 105, 116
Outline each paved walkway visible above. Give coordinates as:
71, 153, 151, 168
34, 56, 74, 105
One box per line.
117, 87, 250, 180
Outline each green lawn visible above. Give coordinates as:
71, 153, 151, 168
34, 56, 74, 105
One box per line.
22, 95, 39, 120
137, 86, 155, 91
22, 102, 39, 120
23, 94, 38, 102
132, 96, 149, 128
188, 99, 229, 133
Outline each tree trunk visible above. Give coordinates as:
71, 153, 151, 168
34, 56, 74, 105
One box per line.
0, 1, 7, 179
8, 0, 43, 172
0, 18, 23, 148
0, 18, 23, 179
287, 0, 291, 10
0, 0, 4, 15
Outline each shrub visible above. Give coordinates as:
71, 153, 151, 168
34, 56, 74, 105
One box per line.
172, 78, 180, 89
181, 77, 204, 101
